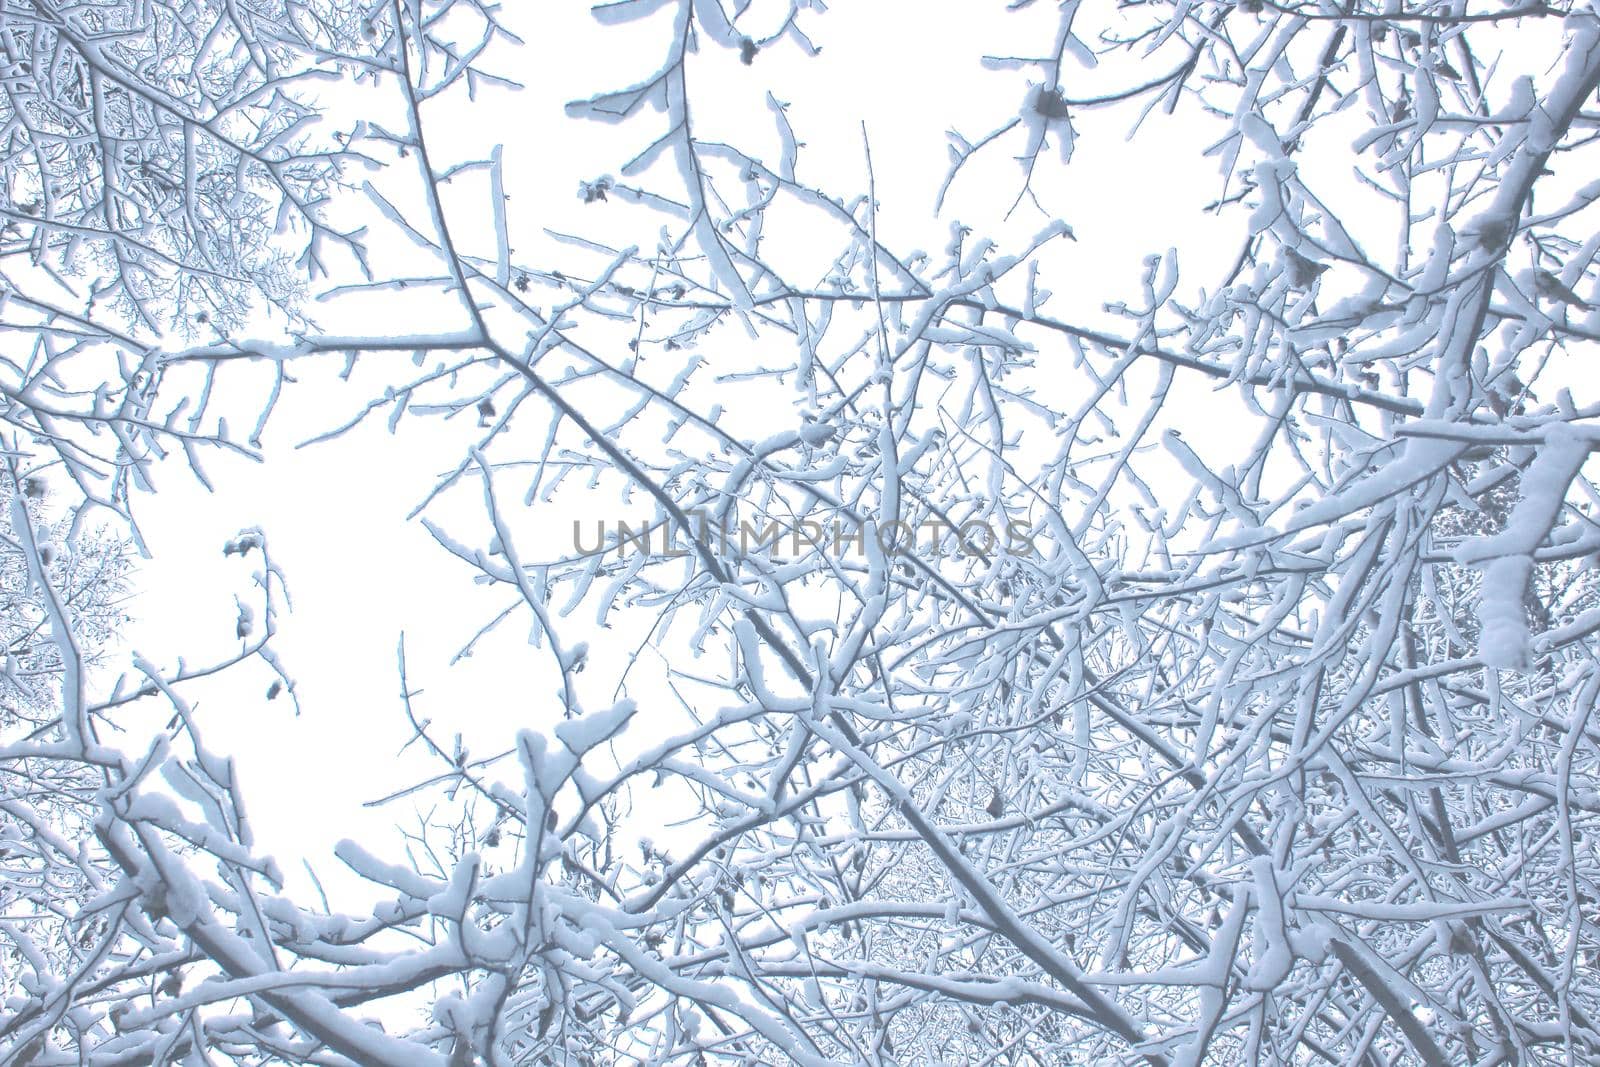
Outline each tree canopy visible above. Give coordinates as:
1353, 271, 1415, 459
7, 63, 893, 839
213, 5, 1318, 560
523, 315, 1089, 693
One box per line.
3, 1, 1600, 1064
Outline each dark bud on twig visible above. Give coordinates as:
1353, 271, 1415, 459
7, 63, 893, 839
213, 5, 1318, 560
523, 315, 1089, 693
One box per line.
1284, 248, 1329, 289
477, 398, 495, 425
985, 789, 1004, 817
142, 884, 169, 923
267, 681, 282, 700
1469, 214, 1511, 250
21, 477, 43, 499
739, 37, 757, 65
1033, 87, 1070, 121
223, 533, 261, 557
1535, 269, 1592, 311
579, 176, 611, 203
514, 273, 530, 292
